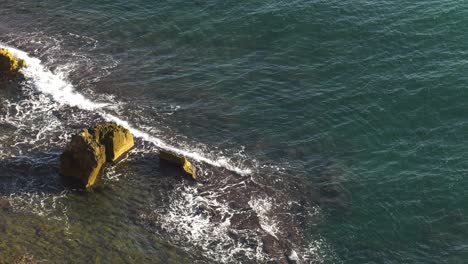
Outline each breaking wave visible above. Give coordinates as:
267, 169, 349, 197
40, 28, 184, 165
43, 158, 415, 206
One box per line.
0, 41, 335, 263
1, 44, 252, 176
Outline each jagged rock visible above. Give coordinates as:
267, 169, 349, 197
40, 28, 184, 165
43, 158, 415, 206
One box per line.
60, 129, 107, 188
159, 150, 197, 180
59, 122, 134, 188
90, 122, 134, 162
0, 48, 25, 79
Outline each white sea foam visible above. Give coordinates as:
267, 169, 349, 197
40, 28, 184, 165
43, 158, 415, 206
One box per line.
0, 43, 333, 263
5, 46, 107, 111
0, 44, 252, 176
7, 190, 69, 220
248, 197, 280, 239
145, 185, 269, 263
0, 90, 62, 155
289, 250, 299, 261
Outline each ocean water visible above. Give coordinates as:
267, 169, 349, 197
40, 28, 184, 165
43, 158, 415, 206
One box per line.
1, 0, 468, 263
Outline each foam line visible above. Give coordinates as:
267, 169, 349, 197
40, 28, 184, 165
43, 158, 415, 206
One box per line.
100, 112, 251, 175
4, 46, 107, 111
1, 44, 252, 176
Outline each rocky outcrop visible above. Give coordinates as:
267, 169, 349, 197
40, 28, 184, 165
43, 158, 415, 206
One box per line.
159, 150, 197, 180
90, 122, 134, 162
59, 129, 107, 188
59, 123, 134, 188
0, 48, 25, 79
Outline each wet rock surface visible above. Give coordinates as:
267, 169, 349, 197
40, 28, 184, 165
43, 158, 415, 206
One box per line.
159, 150, 197, 180
59, 122, 134, 188
59, 129, 107, 188
0, 48, 25, 79
91, 122, 134, 162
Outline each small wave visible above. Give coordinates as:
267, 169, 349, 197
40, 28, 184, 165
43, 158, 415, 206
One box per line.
0, 44, 252, 176
0, 31, 118, 86
5, 45, 107, 111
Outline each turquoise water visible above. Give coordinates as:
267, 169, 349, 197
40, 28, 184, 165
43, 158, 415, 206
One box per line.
1, 0, 468, 263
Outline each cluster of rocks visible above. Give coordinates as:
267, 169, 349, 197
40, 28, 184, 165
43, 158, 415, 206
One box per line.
0, 47, 198, 189
59, 123, 197, 189
1, 48, 306, 262
59, 123, 135, 188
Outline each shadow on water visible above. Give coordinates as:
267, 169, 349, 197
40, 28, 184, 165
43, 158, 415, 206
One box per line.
0, 152, 66, 197
0, 74, 25, 87
0, 136, 352, 263
0, 148, 209, 263
0, 94, 226, 261
0, 146, 191, 197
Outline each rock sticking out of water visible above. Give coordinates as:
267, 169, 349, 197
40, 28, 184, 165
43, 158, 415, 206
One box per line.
90, 122, 135, 162
59, 122, 134, 188
0, 48, 25, 79
159, 149, 197, 180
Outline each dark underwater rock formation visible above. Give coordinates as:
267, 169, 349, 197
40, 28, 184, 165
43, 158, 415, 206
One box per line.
59, 122, 134, 188
0, 197, 10, 212
136, 156, 325, 263
0, 48, 25, 79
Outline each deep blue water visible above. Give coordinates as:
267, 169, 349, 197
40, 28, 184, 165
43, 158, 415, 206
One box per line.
1, 0, 468, 263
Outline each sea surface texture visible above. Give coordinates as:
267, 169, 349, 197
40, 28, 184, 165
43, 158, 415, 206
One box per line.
1, 0, 467, 263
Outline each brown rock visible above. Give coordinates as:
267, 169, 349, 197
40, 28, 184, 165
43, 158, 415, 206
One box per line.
91, 122, 134, 162
159, 150, 197, 180
59, 129, 107, 188
0, 48, 25, 79
59, 122, 134, 189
